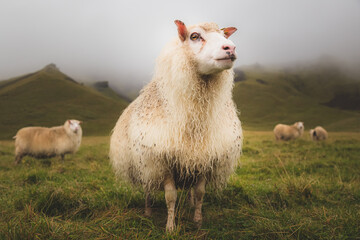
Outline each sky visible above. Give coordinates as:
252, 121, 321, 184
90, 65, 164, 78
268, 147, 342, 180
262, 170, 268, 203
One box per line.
1, 0, 360, 94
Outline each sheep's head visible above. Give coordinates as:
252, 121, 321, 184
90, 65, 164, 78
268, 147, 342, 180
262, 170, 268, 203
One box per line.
66, 120, 82, 134
175, 20, 237, 75
295, 122, 304, 132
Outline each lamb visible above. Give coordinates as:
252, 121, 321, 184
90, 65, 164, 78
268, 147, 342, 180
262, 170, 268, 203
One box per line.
310, 126, 328, 141
109, 20, 242, 232
273, 122, 304, 141
13, 120, 82, 164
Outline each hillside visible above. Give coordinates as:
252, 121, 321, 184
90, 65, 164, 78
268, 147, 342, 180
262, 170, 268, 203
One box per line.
233, 64, 360, 131
1, 62, 359, 139
0, 64, 128, 139
90, 81, 132, 102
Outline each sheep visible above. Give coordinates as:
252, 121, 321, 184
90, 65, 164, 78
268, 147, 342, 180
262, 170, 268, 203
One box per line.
13, 120, 82, 164
310, 126, 328, 141
109, 20, 242, 232
273, 122, 304, 141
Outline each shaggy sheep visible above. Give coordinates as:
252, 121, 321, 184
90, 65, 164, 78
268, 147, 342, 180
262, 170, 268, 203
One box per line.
274, 122, 304, 141
14, 120, 82, 164
310, 126, 328, 141
110, 20, 242, 231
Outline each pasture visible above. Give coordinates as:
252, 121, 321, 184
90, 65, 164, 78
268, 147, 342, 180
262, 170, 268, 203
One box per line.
0, 131, 359, 239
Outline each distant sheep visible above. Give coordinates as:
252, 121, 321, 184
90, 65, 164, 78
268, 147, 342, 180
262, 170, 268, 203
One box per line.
13, 120, 82, 164
110, 20, 242, 232
310, 126, 328, 141
274, 122, 304, 141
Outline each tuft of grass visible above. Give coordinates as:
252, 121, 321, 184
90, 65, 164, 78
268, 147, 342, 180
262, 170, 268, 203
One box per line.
1, 132, 360, 239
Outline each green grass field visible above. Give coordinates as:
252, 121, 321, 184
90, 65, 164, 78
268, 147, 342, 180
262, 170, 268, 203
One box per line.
1, 132, 359, 239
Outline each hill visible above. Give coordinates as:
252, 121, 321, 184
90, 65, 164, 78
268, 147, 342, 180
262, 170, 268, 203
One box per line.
90, 81, 132, 102
0, 64, 128, 139
1, 62, 359, 139
233, 64, 360, 131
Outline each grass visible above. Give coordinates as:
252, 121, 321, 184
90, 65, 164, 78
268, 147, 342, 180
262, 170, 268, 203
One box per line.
0, 132, 359, 239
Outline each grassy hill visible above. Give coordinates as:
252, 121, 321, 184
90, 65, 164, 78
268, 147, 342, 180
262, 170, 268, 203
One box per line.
0, 64, 128, 139
233, 64, 360, 132
90, 81, 132, 102
1, 62, 359, 139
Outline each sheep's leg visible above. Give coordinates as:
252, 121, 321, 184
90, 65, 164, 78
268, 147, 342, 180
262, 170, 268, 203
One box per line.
60, 154, 65, 163
144, 191, 152, 217
14, 147, 24, 164
193, 176, 206, 225
14, 153, 24, 165
188, 188, 195, 207
164, 175, 177, 232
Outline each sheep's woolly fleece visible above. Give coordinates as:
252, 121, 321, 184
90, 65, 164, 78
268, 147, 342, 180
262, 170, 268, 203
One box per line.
310, 126, 328, 141
273, 122, 304, 141
14, 120, 82, 162
110, 22, 242, 192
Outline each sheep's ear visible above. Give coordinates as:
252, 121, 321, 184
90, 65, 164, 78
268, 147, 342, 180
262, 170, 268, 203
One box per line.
174, 20, 188, 42
68, 120, 72, 124
222, 27, 237, 39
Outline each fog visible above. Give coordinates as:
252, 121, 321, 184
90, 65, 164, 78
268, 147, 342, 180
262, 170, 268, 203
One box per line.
1, 0, 360, 96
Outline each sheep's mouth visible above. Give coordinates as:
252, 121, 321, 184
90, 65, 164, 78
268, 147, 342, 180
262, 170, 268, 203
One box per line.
216, 56, 236, 62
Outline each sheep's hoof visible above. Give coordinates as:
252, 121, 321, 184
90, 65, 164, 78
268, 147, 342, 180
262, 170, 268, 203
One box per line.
144, 208, 152, 217
166, 225, 175, 233
193, 214, 202, 227
166, 221, 175, 233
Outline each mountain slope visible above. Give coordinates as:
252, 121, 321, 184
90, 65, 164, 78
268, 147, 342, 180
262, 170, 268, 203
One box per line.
90, 81, 132, 102
0, 64, 128, 139
233, 66, 360, 131
1, 63, 359, 139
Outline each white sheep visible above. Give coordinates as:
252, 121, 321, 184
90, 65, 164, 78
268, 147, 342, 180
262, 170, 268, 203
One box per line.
273, 122, 304, 141
310, 126, 328, 141
13, 120, 82, 164
109, 20, 242, 232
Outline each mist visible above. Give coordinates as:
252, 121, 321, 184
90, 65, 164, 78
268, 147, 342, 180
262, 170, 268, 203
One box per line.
1, 0, 360, 96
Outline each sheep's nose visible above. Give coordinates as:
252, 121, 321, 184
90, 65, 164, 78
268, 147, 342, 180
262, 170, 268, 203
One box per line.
222, 44, 236, 54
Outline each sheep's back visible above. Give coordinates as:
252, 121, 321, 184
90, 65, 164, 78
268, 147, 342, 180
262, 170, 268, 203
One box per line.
15, 126, 68, 155
314, 126, 328, 140
274, 124, 288, 136
274, 124, 297, 140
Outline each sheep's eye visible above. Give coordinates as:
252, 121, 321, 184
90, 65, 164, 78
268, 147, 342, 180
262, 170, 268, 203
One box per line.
190, 32, 200, 41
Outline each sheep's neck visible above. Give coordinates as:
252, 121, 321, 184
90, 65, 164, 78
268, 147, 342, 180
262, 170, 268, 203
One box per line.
169, 72, 229, 143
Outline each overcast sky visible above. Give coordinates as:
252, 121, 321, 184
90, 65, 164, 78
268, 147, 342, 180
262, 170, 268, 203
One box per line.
1, 0, 360, 93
